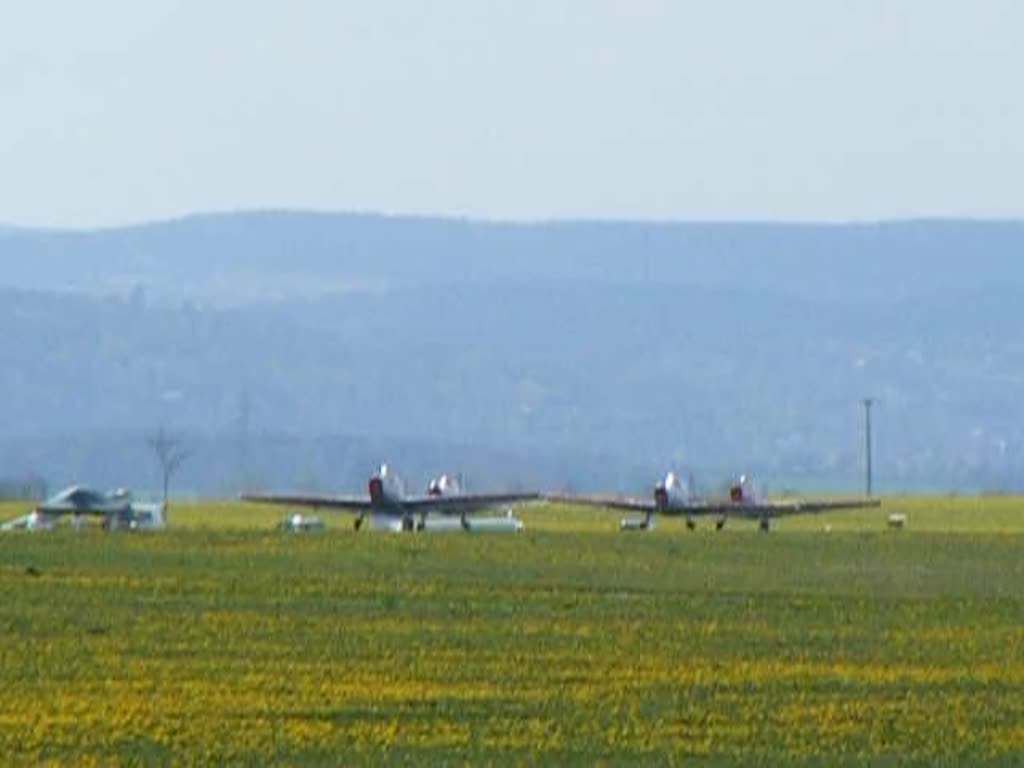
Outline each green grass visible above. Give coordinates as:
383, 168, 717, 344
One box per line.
1, 496, 1023, 764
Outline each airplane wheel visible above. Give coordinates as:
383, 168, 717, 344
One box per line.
715, 519, 726, 531
759, 518, 770, 533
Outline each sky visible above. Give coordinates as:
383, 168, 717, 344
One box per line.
2, 0, 1023, 227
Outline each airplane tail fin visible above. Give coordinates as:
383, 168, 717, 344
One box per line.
427, 473, 465, 497
662, 470, 699, 505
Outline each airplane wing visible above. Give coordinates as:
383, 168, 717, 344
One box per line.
35, 487, 132, 516
544, 493, 656, 512
688, 499, 880, 518
238, 492, 373, 513
35, 501, 125, 516
240, 491, 537, 515
544, 494, 880, 517
401, 492, 539, 515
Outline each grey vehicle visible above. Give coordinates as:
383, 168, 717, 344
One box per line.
0, 486, 166, 531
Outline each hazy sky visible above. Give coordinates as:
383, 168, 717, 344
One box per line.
2, 1, 1022, 226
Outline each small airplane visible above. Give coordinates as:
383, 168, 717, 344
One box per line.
0, 486, 167, 532
241, 464, 536, 533
547, 472, 880, 532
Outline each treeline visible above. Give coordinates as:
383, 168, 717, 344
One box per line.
0, 473, 47, 501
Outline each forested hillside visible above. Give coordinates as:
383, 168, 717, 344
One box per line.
2, 213, 1022, 495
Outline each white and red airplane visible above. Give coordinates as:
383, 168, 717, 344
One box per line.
242, 464, 536, 533
547, 472, 880, 532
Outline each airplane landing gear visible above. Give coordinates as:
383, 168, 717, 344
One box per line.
759, 517, 770, 533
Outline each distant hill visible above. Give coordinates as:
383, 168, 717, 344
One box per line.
3, 211, 1024, 494
3, 211, 1024, 304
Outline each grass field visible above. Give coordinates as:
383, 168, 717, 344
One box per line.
1, 496, 1023, 765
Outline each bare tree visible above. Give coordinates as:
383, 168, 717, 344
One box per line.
147, 426, 191, 506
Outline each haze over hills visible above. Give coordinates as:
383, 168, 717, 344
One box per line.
3, 211, 1024, 303
1, 211, 1022, 497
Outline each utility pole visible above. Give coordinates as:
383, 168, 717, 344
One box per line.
862, 398, 874, 497
237, 389, 250, 492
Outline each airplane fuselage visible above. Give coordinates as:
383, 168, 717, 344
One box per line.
353, 465, 526, 532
